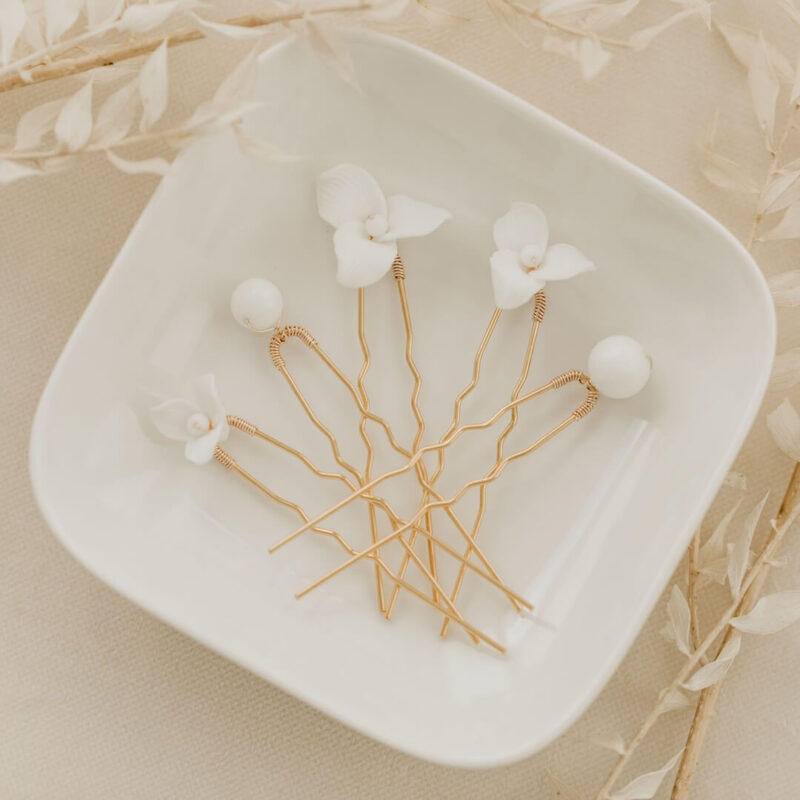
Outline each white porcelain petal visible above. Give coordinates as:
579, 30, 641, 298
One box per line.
490, 249, 545, 309
316, 163, 387, 228
149, 398, 196, 441
536, 242, 595, 282
194, 373, 229, 438
384, 194, 451, 240
333, 220, 398, 288
184, 428, 221, 465
492, 202, 549, 253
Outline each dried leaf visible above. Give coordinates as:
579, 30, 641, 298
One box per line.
588, 733, 627, 755
87, 0, 125, 28
665, 585, 692, 656
728, 493, 769, 598
658, 687, 692, 713
366, 0, 410, 21
767, 398, 800, 461
609, 750, 683, 799
672, 0, 711, 28
731, 590, 800, 634
768, 269, 800, 303
106, 150, 170, 175
15, 98, 64, 150
748, 33, 780, 147
577, 37, 612, 80
682, 634, 741, 691
701, 149, 759, 193
304, 20, 360, 92
772, 347, 800, 393
761, 204, 800, 241
234, 128, 290, 163
139, 40, 169, 132
628, 9, 696, 51
189, 13, 269, 40
44, 0, 84, 44
539, 0, 596, 17
699, 500, 742, 569
0, 0, 26, 65
761, 169, 800, 214
92, 78, 139, 145
54, 80, 93, 152
0, 160, 40, 184
213, 46, 260, 107
717, 23, 794, 82
117, 1, 197, 34
723, 471, 748, 491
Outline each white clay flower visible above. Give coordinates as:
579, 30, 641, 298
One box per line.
316, 163, 451, 288
150, 374, 230, 465
490, 202, 595, 309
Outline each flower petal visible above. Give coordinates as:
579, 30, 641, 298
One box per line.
536, 243, 595, 281
384, 194, 451, 240
316, 163, 386, 228
184, 428, 221, 465
490, 249, 544, 309
194, 373, 228, 439
333, 220, 397, 287
150, 399, 196, 441
493, 202, 549, 252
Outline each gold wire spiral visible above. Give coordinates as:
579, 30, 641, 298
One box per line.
269, 326, 318, 369
391, 254, 405, 280
227, 415, 257, 436
213, 446, 236, 470
533, 291, 547, 322
573, 385, 599, 419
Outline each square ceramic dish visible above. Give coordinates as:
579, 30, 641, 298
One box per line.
30, 31, 775, 767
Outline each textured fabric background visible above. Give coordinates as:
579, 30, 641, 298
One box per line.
2, 2, 800, 798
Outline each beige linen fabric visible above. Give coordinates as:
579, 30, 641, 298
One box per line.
2, 3, 800, 797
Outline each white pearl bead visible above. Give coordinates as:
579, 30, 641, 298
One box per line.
186, 413, 210, 437
520, 244, 543, 269
364, 214, 388, 239
231, 278, 283, 332
588, 335, 651, 399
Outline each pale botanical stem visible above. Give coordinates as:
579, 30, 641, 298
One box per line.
0, 3, 373, 95
594, 488, 800, 800
687, 529, 704, 660
669, 463, 800, 800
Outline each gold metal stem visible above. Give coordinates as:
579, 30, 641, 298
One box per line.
385, 257, 438, 618
295, 376, 598, 599
226, 416, 530, 608
356, 288, 386, 612
213, 445, 503, 652
441, 292, 545, 637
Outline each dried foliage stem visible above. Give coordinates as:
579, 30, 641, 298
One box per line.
595, 482, 800, 800
0, 3, 373, 95
670, 462, 800, 800
747, 102, 800, 249
687, 530, 704, 658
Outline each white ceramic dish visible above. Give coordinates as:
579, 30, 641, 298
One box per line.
30, 31, 775, 767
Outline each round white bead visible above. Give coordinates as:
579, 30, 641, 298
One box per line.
364, 213, 389, 239
186, 412, 210, 437
230, 278, 283, 332
588, 335, 651, 399
520, 244, 543, 269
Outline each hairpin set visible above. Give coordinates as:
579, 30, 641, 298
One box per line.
150, 164, 652, 654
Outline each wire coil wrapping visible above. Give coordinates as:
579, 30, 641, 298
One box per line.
268, 325, 318, 369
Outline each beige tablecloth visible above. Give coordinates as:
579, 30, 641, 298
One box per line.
3, 2, 800, 797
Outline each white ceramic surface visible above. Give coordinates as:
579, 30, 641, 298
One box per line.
30, 31, 775, 767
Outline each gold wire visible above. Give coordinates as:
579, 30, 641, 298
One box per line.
226, 416, 531, 609
213, 445, 504, 652
294, 374, 599, 598
356, 288, 386, 612
385, 258, 439, 617
440, 293, 544, 637
269, 326, 523, 610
